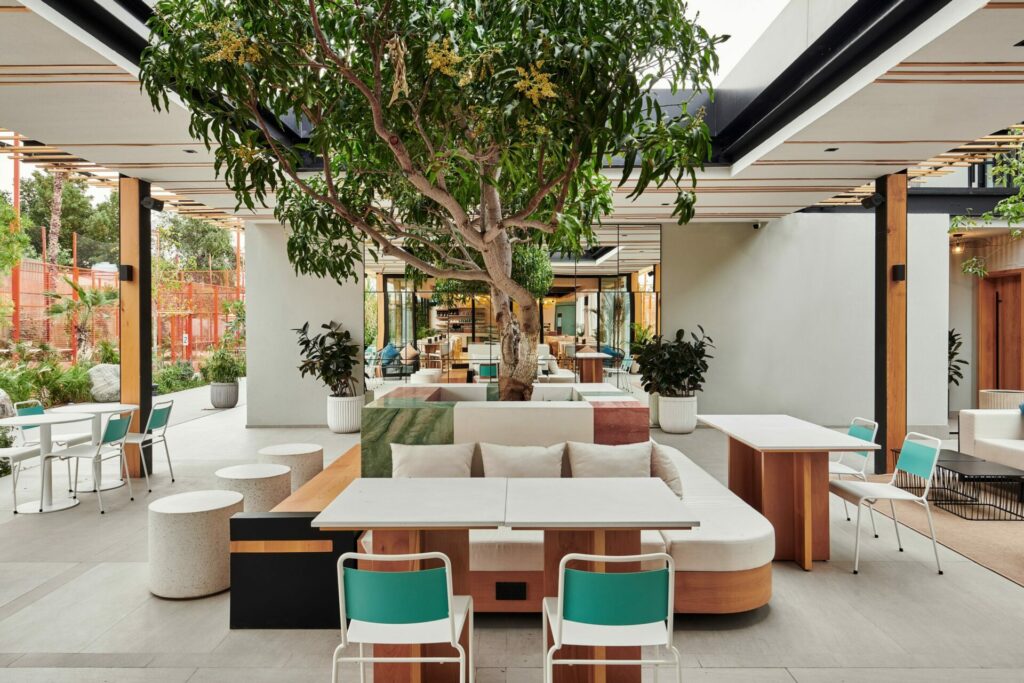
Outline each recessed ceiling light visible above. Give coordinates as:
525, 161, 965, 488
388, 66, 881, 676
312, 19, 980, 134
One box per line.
183, 148, 198, 154
660, 202, 670, 206
1015, 39, 1024, 47
824, 147, 839, 152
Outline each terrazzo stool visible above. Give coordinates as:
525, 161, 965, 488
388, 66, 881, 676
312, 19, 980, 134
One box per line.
257, 443, 324, 492
148, 490, 243, 598
214, 463, 291, 512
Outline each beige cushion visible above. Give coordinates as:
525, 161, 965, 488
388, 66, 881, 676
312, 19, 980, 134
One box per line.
976, 438, 1024, 469
547, 358, 559, 373
651, 441, 684, 499
480, 443, 564, 478
400, 343, 420, 361
660, 501, 775, 572
391, 443, 474, 478
566, 441, 652, 478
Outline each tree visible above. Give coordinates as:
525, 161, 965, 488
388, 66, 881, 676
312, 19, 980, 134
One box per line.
19, 171, 93, 262
157, 214, 236, 270
80, 191, 120, 266
141, 0, 722, 399
0, 192, 31, 274
45, 277, 119, 361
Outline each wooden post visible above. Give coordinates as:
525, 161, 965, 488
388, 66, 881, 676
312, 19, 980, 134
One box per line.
11, 136, 20, 341
119, 177, 153, 477
874, 173, 908, 473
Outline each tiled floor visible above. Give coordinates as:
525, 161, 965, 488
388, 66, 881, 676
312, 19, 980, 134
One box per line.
0, 390, 1023, 682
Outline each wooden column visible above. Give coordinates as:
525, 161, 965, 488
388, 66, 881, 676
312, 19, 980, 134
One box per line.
874, 173, 907, 473
119, 177, 153, 477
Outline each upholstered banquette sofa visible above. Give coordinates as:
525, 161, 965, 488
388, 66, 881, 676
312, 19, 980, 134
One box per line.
361, 439, 775, 614
959, 409, 1024, 468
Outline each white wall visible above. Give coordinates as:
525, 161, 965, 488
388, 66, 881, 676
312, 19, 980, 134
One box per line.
948, 253, 976, 411
661, 212, 948, 427
245, 221, 363, 427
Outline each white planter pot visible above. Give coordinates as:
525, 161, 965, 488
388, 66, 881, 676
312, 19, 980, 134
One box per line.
327, 395, 363, 433
210, 382, 239, 409
658, 395, 698, 434
648, 392, 660, 427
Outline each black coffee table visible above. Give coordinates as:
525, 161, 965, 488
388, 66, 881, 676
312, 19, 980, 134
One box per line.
932, 459, 1024, 521
894, 450, 983, 494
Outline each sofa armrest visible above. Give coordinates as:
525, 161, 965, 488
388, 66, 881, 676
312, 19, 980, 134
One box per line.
960, 409, 1024, 456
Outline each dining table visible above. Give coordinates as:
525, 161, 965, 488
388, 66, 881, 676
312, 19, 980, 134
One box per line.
0, 411, 92, 513
699, 414, 879, 570
313, 476, 698, 683
50, 402, 138, 491
575, 352, 611, 383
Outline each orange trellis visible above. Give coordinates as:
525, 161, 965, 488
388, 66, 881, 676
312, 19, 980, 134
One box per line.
1, 257, 244, 364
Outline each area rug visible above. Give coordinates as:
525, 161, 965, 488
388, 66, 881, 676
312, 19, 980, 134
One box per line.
868, 474, 1024, 587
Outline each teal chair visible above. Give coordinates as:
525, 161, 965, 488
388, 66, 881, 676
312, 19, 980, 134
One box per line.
15, 399, 89, 493
332, 551, 474, 683
829, 417, 879, 529
44, 412, 136, 514
830, 432, 944, 575
543, 553, 681, 682
478, 363, 498, 382
125, 400, 175, 493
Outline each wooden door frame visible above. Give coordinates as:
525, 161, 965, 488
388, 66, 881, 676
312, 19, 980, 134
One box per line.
977, 268, 1024, 392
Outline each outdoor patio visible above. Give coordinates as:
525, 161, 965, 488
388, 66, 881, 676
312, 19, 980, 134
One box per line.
0, 386, 1022, 682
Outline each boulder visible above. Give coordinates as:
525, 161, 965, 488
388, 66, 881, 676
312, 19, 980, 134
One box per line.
89, 364, 121, 402
0, 388, 14, 418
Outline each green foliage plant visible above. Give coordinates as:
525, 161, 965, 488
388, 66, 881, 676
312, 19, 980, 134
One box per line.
635, 327, 713, 398
294, 321, 360, 398
949, 328, 968, 387
200, 345, 245, 384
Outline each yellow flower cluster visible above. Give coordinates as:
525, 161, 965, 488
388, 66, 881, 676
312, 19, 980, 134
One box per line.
201, 19, 260, 66
233, 144, 263, 165
514, 61, 556, 106
426, 38, 462, 77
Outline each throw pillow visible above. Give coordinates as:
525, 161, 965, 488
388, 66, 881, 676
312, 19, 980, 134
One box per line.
380, 343, 400, 363
480, 442, 565, 478
566, 441, 652, 478
650, 441, 684, 499
400, 343, 420, 361
391, 443, 474, 478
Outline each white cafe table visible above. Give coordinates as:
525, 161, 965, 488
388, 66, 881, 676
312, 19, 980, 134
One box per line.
51, 403, 138, 492
314, 477, 696, 683
0, 411, 92, 513
313, 477, 506, 683
699, 414, 879, 571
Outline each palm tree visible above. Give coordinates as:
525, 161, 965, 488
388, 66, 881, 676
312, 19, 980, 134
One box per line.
45, 277, 118, 361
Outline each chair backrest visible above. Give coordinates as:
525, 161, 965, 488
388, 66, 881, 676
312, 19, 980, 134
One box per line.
893, 432, 942, 493
620, 357, 634, 372
102, 415, 132, 446
554, 553, 674, 648
15, 400, 44, 434
844, 417, 879, 460
479, 363, 498, 379
337, 551, 455, 647
146, 401, 173, 435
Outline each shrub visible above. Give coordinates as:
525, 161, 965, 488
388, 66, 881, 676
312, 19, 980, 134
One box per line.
154, 361, 203, 395
0, 361, 93, 406
95, 339, 120, 364
200, 346, 245, 384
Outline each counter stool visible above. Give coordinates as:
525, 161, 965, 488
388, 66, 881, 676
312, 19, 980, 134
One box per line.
148, 490, 243, 598
215, 463, 291, 512
257, 443, 323, 491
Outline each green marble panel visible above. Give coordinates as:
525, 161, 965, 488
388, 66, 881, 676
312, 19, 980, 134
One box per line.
486, 384, 499, 401
360, 401, 455, 477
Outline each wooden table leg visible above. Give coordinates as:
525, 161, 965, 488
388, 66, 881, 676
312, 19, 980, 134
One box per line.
757, 451, 830, 569
544, 529, 642, 683
370, 529, 470, 683
794, 454, 814, 571
727, 438, 757, 506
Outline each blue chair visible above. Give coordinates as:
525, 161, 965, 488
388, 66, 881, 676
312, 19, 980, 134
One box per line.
332, 551, 474, 683
830, 432, 944, 575
45, 412, 136, 514
543, 553, 681, 682
829, 417, 879, 529
125, 400, 175, 493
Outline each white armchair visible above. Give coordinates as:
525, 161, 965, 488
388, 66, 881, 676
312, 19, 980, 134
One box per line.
959, 409, 1024, 468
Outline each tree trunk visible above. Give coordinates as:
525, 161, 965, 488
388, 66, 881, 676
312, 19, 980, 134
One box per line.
47, 170, 65, 268
494, 288, 540, 401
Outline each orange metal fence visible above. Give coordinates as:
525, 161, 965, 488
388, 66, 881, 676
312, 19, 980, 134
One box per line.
1, 258, 244, 363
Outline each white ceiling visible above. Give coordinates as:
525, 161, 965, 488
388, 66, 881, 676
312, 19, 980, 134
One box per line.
0, 0, 1022, 238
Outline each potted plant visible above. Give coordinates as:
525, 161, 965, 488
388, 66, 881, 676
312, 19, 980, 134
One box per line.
638, 327, 713, 434
295, 321, 361, 433
200, 345, 245, 409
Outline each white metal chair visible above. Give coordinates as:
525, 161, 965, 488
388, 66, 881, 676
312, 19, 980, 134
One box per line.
543, 552, 682, 683
45, 412, 135, 514
604, 357, 633, 390
332, 551, 474, 683
830, 432, 944, 575
0, 444, 40, 513
14, 399, 88, 490
125, 400, 175, 493
829, 417, 880, 535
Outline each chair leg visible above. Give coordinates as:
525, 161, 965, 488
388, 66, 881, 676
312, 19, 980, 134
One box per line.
923, 501, 944, 575
358, 642, 365, 683
331, 643, 344, 683
468, 606, 475, 683
541, 603, 548, 681
66, 459, 72, 493
456, 642, 467, 683
545, 646, 557, 683
671, 645, 683, 683
38, 457, 47, 512
869, 504, 879, 538
93, 459, 105, 514
121, 452, 134, 502
852, 501, 864, 574
889, 499, 903, 552
138, 444, 151, 493
10, 461, 18, 513
73, 459, 80, 499
163, 439, 175, 483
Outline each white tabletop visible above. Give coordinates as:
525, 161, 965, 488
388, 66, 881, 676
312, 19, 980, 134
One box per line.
698, 414, 880, 452
575, 352, 612, 359
312, 478, 508, 529
51, 402, 138, 415
0, 412, 93, 427
505, 478, 699, 529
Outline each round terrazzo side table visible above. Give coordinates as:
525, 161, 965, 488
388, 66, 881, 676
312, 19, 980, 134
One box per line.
256, 443, 324, 492
214, 463, 292, 512
148, 490, 243, 599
